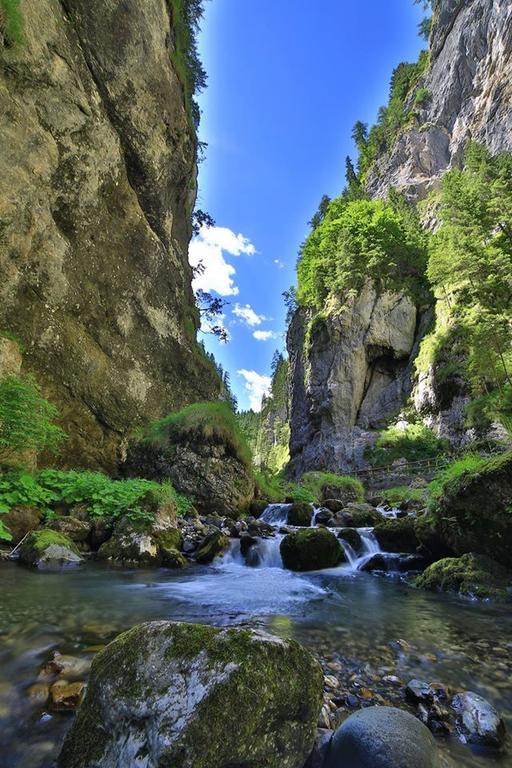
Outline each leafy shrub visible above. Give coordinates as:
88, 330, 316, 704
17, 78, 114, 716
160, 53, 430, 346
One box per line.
0, 0, 24, 46
414, 87, 430, 106
379, 485, 426, 508
0, 375, 66, 465
0, 469, 191, 527
0, 519, 12, 542
366, 423, 450, 467
145, 402, 253, 469
301, 472, 364, 503
297, 198, 428, 309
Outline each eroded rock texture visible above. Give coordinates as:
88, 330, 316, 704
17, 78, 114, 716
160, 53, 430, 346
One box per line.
0, 0, 218, 469
366, 0, 512, 199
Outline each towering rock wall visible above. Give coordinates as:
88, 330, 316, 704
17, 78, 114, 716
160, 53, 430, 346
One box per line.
0, 0, 219, 469
287, 0, 512, 477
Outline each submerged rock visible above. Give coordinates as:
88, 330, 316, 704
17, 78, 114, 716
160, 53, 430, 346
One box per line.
57, 621, 323, 768
280, 528, 345, 571
451, 691, 506, 748
18, 531, 83, 569
415, 553, 512, 601
325, 706, 439, 768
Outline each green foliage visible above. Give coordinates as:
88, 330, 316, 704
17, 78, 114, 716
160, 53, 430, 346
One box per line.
427, 453, 484, 508
424, 144, 512, 410
254, 470, 315, 504
301, 472, 364, 502
169, 0, 207, 128
0, 0, 24, 46
379, 485, 426, 507
414, 86, 430, 106
146, 401, 252, 469
297, 197, 428, 309
367, 422, 450, 467
0, 469, 188, 526
465, 385, 512, 437
0, 376, 66, 465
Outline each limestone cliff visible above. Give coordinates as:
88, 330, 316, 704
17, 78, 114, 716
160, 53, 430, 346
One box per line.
287, 0, 512, 477
0, 0, 219, 469
366, 0, 512, 199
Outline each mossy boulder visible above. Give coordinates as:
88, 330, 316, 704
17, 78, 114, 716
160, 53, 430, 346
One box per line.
97, 515, 185, 568
374, 517, 420, 553
57, 621, 323, 768
416, 553, 512, 601
1, 505, 42, 545
342, 506, 382, 528
280, 528, 345, 571
18, 530, 83, 569
194, 530, 230, 564
338, 528, 362, 552
413, 514, 454, 561
47, 516, 92, 542
431, 452, 512, 567
287, 502, 312, 527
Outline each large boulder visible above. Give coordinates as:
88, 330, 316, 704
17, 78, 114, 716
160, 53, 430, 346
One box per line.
280, 529, 345, 572
47, 516, 92, 543
373, 517, 420, 553
18, 530, 83, 569
325, 706, 439, 768
57, 621, 323, 768
194, 531, 230, 564
416, 553, 512, 601
432, 452, 512, 567
97, 519, 185, 568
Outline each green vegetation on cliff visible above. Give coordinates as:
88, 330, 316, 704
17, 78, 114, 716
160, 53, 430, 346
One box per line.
0, 375, 66, 466
297, 196, 428, 310
366, 422, 449, 467
169, 0, 207, 128
0, 0, 24, 46
146, 401, 252, 469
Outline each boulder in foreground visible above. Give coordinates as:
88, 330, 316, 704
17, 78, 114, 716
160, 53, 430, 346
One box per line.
58, 620, 323, 768
325, 706, 439, 768
18, 530, 83, 569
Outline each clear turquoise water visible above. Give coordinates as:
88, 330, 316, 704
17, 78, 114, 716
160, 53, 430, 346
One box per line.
1, 560, 511, 767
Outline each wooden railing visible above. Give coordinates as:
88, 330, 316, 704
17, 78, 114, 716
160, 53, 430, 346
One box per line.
350, 454, 453, 481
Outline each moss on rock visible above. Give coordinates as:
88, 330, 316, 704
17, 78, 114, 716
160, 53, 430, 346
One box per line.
280, 528, 345, 571
430, 451, 512, 567
194, 531, 230, 564
57, 621, 323, 768
287, 502, 312, 527
374, 517, 420, 553
18, 529, 82, 569
416, 553, 512, 601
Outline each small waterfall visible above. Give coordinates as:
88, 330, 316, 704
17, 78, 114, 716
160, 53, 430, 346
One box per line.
245, 535, 284, 568
260, 503, 291, 526
339, 527, 382, 572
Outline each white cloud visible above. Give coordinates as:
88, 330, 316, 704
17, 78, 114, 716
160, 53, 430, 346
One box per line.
233, 303, 266, 327
274, 259, 285, 269
237, 369, 272, 412
188, 225, 256, 297
200, 226, 256, 256
253, 330, 279, 341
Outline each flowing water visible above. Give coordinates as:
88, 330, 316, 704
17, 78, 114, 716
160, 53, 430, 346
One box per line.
1, 505, 511, 767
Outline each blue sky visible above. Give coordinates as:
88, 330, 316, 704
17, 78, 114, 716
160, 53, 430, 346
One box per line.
191, 0, 425, 411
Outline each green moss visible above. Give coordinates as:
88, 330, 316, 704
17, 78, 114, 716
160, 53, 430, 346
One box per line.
374, 517, 420, 553
365, 422, 449, 468
195, 531, 229, 565
379, 485, 426, 509
416, 553, 512, 601
287, 503, 312, 527
280, 528, 345, 572
168, 0, 206, 129
29, 529, 78, 552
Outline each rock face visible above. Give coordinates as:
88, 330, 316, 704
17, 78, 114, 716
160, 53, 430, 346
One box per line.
325, 706, 439, 768
58, 621, 323, 768
0, 0, 219, 469
18, 530, 83, 569
288, 287, 423, 475
366, 0, 512, 199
